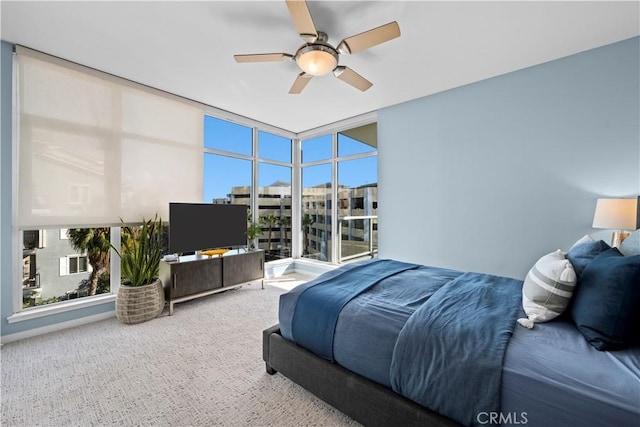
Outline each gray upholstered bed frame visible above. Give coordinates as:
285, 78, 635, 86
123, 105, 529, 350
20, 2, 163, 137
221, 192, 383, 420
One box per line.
263, 324, 460, 427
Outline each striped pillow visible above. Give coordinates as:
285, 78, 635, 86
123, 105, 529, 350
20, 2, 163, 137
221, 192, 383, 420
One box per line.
517, 250, 577, 329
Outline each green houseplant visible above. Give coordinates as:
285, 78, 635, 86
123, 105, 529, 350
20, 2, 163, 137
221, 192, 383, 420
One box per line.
245, 209, 263, 251
111, 214, 165, 324
246, 221, 263, 250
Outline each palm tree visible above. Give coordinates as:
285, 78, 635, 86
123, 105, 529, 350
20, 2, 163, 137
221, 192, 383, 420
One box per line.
302, 214, 315, 256
278, 215, 291, 257
245, 210, 263, 250
67, 228, 111, 296
263, 214, 278, 255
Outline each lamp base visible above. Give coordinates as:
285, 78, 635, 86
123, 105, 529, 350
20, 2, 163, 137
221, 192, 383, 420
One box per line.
611, 231, 630, 248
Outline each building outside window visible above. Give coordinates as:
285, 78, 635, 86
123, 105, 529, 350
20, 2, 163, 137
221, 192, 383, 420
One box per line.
63, 254, 89, 275
22, 228, 109, 308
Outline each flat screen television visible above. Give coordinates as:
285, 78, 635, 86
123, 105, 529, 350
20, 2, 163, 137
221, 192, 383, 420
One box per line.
169, 203, 247, 254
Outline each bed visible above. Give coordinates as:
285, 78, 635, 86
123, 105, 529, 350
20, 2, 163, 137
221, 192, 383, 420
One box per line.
263, 251, 640, 427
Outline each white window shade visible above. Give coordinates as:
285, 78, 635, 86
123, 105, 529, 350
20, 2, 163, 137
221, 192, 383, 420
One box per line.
16, 47, 204, 228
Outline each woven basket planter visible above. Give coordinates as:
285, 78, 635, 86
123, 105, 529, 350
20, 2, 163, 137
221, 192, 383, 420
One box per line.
116, 279, 165, 324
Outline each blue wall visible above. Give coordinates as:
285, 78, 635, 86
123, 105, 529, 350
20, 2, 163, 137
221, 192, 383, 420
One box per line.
0, 42, 115, 340
378, 37, 640, 279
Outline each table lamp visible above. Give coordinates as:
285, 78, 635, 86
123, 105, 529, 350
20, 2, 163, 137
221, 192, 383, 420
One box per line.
592, 198, 637, 247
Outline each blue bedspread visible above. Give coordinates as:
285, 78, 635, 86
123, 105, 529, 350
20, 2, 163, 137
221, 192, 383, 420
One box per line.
290, 259, 418, 360
390, 272, 522, 426
279, 261, 639, 426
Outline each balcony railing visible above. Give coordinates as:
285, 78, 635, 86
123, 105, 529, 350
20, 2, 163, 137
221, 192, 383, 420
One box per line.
338, 215, 377, 263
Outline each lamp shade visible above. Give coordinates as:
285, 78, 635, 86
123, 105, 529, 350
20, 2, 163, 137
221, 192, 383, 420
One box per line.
295, 45, 338, 76
592, 198, 637, 230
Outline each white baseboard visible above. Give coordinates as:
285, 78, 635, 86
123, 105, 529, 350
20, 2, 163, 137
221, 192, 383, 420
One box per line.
1, 311, 115, 345
264, 259, 296, 278
293, 259, 338, 276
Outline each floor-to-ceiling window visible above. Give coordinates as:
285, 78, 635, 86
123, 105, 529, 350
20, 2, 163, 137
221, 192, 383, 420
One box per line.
337, 148, 378, 262
301, 135, 333, 261
337, 124, 378, 263
301, 162, 332, 261
203, 116, 293, 260
14, 47, 202, 312
258, 131, 292, 261
300, 123, 378, 264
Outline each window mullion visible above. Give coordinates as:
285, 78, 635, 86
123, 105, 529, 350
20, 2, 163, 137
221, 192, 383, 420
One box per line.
331, 132, 339, 264
292, 138, 301, 259
110, 227, 121, 294
251, 127, 259, 250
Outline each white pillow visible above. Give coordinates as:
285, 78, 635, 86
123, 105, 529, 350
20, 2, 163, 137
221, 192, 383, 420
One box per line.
620, 229, 640, 256
518, 250, 577, 329
568, 234, 594, 251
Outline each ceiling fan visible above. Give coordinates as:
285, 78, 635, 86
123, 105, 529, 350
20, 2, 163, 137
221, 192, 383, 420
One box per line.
234, 0, 401, 94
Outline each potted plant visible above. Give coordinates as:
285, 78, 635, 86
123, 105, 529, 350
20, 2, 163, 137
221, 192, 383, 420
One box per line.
246, 211, 263, 251
111, 214, 165, 324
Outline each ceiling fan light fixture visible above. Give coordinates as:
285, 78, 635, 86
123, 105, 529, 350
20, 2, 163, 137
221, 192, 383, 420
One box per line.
235, 1, 402, 94
295, 44, 338, 76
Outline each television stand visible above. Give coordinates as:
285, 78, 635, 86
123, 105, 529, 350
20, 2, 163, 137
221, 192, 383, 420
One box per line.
159, 249, 264, 315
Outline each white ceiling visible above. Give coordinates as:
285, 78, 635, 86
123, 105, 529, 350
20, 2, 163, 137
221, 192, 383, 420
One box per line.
2, 1, 638, 134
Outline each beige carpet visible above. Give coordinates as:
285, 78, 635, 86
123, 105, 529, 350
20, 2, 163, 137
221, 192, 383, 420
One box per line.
1, 275, 360, 427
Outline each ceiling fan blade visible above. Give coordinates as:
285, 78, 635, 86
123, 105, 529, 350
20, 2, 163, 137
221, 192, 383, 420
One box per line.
234, 53, 293, 63
286, 0, 318, 43
333, 66, 373, 92
289, 72, 313, 94
337, 21, 400, 55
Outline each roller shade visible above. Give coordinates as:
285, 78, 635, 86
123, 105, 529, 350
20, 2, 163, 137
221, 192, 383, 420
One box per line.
16, 46, 204, 228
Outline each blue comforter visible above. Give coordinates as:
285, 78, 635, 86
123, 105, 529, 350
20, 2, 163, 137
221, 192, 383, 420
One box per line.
279, 260, 640, 426
290, 259, 419, 361
390, 272, 522, 426
280, 260, 522, 426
